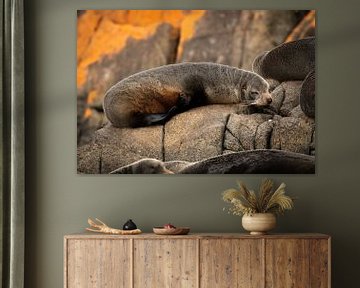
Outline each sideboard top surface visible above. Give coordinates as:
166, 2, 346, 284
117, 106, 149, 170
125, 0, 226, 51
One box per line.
64, 232, 330, 240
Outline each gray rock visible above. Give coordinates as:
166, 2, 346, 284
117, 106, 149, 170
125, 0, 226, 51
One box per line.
77, 143, 102, 174
77, 101, 316, 173
179, 10, 298, 70
279, 81, 302, 116
164, 104, 239, 162
104, 149, 315, 174
78, 124, 163, 174
164, 160, 192, 173
252, 37, 315, 82
310, 130, 316, 156
289, 105, 312, 120
300, 70, 315, 118
255, 120, 275, 149
269, 85, 285, 113
238, 10, 298, 69
225, 113, 273, 151
271, 117, 315, 154
78, 109, 107, 147
177, 11, 244, 66
223, 130, 243, 152
179, 150, 315, 174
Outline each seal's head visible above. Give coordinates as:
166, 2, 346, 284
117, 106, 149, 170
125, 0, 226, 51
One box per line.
242, 73, 272, 107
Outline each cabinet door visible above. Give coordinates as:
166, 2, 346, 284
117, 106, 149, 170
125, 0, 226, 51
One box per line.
200, 239, 264, 288
66, 239, 131, 288
134, 239, 198, 288
266, 239, 310, 287
265, 239, 329, 288
309, 239, 330, 288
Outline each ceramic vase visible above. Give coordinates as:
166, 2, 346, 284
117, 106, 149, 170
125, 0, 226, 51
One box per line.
242, 213, 276, 235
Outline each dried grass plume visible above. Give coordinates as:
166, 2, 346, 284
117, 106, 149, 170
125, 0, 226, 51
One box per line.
222, 179, 294, 216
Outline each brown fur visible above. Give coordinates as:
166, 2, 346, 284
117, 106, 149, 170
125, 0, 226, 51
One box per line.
104, 62, 272, 128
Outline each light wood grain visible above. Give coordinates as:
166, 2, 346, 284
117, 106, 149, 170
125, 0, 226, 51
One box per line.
200, 239, 264, 288
265, 239, 310, 287
66, 239, 131, 288
133, 239, 197, 288
64, 233, 330, 288
64, 233, 330, 240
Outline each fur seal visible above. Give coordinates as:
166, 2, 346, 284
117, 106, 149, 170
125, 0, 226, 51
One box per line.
103, 62, 272, 128
252, 37, 315, 82
109, 158, 174, 174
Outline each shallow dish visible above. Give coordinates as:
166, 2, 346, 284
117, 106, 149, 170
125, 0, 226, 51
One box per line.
153, 227, 190, 235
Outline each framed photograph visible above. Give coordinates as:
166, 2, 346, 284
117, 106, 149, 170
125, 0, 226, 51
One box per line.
77, 10, 316, 174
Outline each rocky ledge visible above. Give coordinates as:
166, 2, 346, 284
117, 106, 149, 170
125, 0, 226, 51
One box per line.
78, 79, 315, 174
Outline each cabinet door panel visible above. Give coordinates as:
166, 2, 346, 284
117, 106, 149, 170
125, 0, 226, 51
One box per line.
265, 239, 310, 288
200, 239, 264, 288
310, 239, 330, 288
134, 239, 198, 288
66, 239, 131, 288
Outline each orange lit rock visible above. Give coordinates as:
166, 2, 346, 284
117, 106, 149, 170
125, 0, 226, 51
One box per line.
77, 22, 180, 146
126, 10, 186, 27
77, 11, 102, 64
177, 10, 205, 59
84, 23, 179, 108
286, 10, 316, 42
83, 90, 98, 119
77, 10, 205, 89
77, 19, 159, 88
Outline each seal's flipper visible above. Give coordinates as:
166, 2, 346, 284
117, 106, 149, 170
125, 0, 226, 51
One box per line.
131, 106, 178, 127
131, 113, 168, 127
142, 112, 172, 125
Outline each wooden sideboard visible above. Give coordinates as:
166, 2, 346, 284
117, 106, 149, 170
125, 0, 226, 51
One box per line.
64, 233, 330, 288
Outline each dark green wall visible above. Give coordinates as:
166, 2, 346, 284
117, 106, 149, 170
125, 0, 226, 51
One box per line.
25, 0, 360, 287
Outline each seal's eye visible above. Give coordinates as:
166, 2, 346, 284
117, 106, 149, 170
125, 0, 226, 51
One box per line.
250, 91, 259, 98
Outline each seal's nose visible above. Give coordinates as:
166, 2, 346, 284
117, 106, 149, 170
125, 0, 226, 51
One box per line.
267, 97, 272, 104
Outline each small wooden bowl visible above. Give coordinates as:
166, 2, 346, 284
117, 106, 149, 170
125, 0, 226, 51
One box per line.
153, 227, 190, 235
